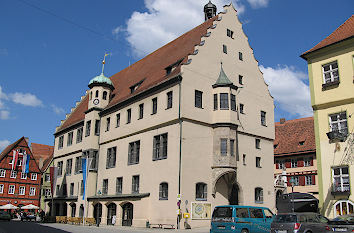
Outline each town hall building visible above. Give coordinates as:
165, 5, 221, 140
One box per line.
48, 2, 275, 229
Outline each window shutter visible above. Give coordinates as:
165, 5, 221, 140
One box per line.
298, 158, 304, 167
299, 176, 305, 186
275, 161, 279, 169
312, 175, 316, 185
310, 158, 314, 166
287, 176, 291, 184
153, 137, 157, 159
285, 160, 291, 168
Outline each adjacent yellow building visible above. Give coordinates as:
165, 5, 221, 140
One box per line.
301, 15, 354, 218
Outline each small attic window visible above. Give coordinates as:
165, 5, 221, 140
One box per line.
165, 59, 183, 76
299, 141, 305, 146
130, 79, 145, 94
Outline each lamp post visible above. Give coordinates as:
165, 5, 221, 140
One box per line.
289, 177, 295, 212
96, 190, 101, 227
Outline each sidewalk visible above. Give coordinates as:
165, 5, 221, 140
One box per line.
40, 223, 210, 233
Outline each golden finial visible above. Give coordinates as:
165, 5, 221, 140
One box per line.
101, 52, 110, 74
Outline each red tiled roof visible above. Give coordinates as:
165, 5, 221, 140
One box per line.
274, 117, 316, 156
301, 15, 354, 58
56, 16, 218, 133
31, 143, 54, 172
0, 137, 23, 160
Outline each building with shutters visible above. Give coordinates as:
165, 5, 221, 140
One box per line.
301, 15, 354, 218
47, 2, 275, 229
274, 117, 318, 199
0, 137, 45, 210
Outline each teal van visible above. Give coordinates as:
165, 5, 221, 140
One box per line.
210, 205, 274, 233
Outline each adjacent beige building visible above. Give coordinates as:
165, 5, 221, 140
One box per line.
301, 15, 354, 218
47, 3, 275, 229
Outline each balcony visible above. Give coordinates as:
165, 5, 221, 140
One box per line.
327, 130, 347, 142
331, 183, 350, 196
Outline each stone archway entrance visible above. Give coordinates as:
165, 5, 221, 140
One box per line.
93, 203, 102, 225
122, 202, 133, 226
229, 183, 239, 205
107, 203, 117, 225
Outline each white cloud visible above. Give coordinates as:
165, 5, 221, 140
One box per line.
0, 140, 10, 151
260, 65, 313, 118
0, 110, 10, 120
9, 92, 43, 107
116, 0, 245, 57
247, 0, 269, 8
51, 104, 65, 115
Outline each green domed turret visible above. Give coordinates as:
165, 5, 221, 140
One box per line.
88, 73, 114, 90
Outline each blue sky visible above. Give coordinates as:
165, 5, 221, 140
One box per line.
0, 0, 353, 149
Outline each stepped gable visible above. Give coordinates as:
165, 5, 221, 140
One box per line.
31, 143, 54, 172
274, 117, 315, 156
301, 15, 354, 57
56, 15, 218, 134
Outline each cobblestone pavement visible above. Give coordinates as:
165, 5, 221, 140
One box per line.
40, 223, 210, 233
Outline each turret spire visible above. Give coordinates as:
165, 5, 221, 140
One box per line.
204, 1, 217, 21
101, 52, 109, 74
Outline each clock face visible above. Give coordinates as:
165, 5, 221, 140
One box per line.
93, 99, 99, 105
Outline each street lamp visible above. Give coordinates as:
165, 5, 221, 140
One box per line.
289, 177, 295, 212
96, 190, 101, 227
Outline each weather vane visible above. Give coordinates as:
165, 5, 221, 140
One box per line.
101, 52, 110, 74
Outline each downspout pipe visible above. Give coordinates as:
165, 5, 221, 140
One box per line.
177, 78, 183, 229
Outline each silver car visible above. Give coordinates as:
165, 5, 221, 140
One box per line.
271, 212, 330, 233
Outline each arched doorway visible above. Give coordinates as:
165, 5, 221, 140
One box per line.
229, 183, 239, 205
70, 203, 76, 217
62, 203, 67, 216
107, 203, 117, 225
93, 203, 102, 225
79, 204, 84, 217
122, 202, 133, 226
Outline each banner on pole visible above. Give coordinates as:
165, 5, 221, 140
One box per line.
50, 166, 58, 197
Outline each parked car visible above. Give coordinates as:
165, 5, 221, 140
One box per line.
210, 205, 274, 233
0, 211, 11, 221
328, 214, 354, 232
271, 212, 330, 233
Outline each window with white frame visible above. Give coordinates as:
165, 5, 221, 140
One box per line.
8, 185, 15, 194
45, 188, 51, 197
305, 175, 313, 186
329, 112, 348, 135
67, 131, 73, 146
334, 200, 354, 217
31, 173, 37, 181
10, 170, 17, 178
332, 166, 350, 192
0, 169, 5, 178
0, 184, 3, 194
76, 127, 83, 143
21, 172, 27, 179
304, 157, 312, 167
29, 187, 36, 196
293, 176, 300, 186
45, 174, 50, 182
322, 61, 339, 84
19, 186, 25, 195
278, 160, 285, 169
255, 187, 263, 203
291, 159, 298, 168
58, 135, 64, 149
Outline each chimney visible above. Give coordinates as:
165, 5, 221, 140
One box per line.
280, 118, 286, 124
